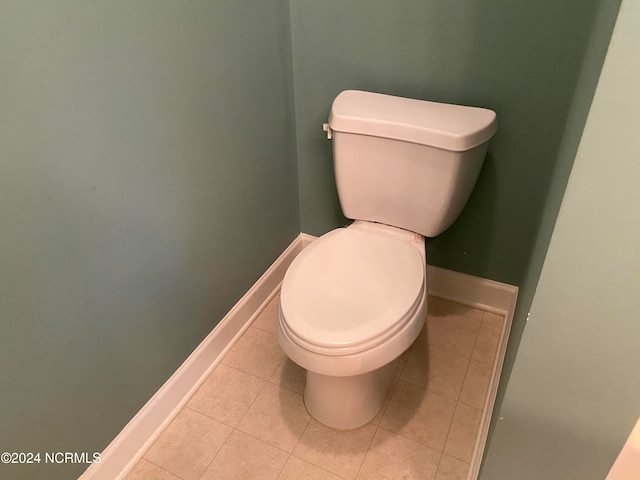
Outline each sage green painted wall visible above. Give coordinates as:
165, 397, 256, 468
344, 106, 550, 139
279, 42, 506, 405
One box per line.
0, 2, 297, 479
481, 0, 640, 477
488, 0, 621, 428
290, 0, 602, 286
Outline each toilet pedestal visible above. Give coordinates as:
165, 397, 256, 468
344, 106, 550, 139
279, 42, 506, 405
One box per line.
303, 360, 396, 430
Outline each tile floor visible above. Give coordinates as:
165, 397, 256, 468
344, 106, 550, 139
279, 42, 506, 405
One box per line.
127, 294, 504, 480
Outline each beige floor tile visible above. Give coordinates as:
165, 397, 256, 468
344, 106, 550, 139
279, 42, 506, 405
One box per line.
252, 293, 280, 333
425, 312, 481, 358
392, 346, 413, 377
435, 454, 470, 480
356, 427, 441, 480
471, 323, 501, 364
482, 311, 504, 329
398, 332, 427, 380
222, 326, 285, 380
144, 408, 232, 480
443, 403, 482, 463
369, 348, 414, 425
459, 360, 492, 409
269, 357, 306, 394
429, 297, 484, 322
125, 459, 180, 480
187, 364, 265, 426
401, 339, 470, 400
139, 295, 502, 480
278, 456, 343, 480
237, 382, 311, 452
380, 381, 456, 451
201, 430, 288, 480
371, 376, 399, 425
293, 419, 377, 480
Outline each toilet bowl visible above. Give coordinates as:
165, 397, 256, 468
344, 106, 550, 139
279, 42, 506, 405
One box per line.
277, 221, 427, 429
276, 90, 496, 430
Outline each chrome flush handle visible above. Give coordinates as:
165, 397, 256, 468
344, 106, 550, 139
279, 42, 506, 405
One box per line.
322, 123, 333, 140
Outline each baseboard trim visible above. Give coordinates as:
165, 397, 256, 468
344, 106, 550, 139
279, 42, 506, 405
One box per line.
79, 234, 307, 480
80, 232, 518, 480
426, 265, 517, 315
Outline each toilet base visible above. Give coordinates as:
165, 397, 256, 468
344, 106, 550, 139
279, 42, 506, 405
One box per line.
304, 361, 396, 430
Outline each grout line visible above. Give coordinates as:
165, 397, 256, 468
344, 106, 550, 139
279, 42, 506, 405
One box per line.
289, 450, 349, 480
221, 362, 274, 384
274, 453, 291, 479
232, 371, 271, 428
439, 311, 482, 471
266, 358, 305, 395
376, 375, 400, 425
234, 428, 292, 456
139, 458, 185, 480
472, 357, 495, 367
457, 353, 475, 407
354, 369, 415, 478
433, 452, 445, 480
196, 428, 231, 480
289, 406, 312, 455
457, 399, 486, 411
467, 318, 483, 363
249, 296, 280, 330
353, 423, 379, 479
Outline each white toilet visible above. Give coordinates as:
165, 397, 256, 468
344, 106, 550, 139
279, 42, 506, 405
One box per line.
277, 90, 497, 429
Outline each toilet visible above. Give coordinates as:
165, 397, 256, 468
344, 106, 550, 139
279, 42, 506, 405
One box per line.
277, 90, 497, 429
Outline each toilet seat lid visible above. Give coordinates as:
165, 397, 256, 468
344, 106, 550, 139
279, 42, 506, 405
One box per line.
280, 228, 424, 349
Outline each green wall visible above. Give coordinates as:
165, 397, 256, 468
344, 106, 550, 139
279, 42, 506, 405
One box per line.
0, 2, 630, 479
488, 0, 621, 427
0, 2, 298, 479
290, 0, 601, 286
481, 0, 640, 477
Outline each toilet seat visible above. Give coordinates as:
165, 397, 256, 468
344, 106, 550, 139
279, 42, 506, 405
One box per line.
279, 228, 424, 356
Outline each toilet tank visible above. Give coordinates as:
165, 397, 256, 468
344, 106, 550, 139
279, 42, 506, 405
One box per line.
328, 90, 497, 237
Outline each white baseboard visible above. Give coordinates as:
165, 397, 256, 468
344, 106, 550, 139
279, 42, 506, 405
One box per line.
80, 232, 518, 480
79, 234, 307, 480
426, 265, 517, 316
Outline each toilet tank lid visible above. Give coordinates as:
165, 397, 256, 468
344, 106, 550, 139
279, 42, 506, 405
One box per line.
329, 90, 497, 152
